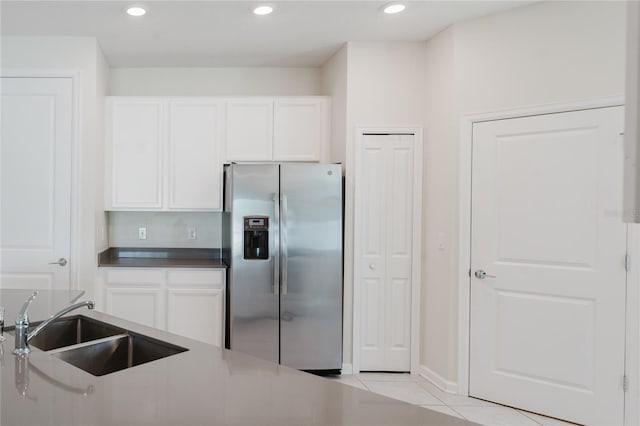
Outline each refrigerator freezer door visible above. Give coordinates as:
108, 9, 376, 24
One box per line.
228, 164, 280, 363
280, 163, 343, 370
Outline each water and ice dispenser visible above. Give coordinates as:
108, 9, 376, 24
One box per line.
243, 216, 269, 260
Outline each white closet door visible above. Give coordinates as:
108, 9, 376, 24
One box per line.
0, 77, 72, 290
357, 134, 414, 371
469, 107, 626, 425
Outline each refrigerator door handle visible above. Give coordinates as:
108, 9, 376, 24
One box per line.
281, 193, 288, 295
273, 193, 280, 295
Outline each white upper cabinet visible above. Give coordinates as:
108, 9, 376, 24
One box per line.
273, 98, 327, 162
106, 96, 330, 211
224, 97, 330, 163
168, 99, 221, 210
105, 97, 222, 211
107, 98, 164, 209
225, 99, 274, 161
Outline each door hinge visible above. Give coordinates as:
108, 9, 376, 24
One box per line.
625, 254, 631, 272
623, 375, 629, 392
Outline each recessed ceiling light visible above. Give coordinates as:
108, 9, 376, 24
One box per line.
382, 2, 406, 14
253, 5, 273, 16
126, 6, 146, 17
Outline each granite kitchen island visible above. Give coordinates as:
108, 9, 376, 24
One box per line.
0, 291, 473, 426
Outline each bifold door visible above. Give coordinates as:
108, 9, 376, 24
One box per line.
356, 134, 415, 372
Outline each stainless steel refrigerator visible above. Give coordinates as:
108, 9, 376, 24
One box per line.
222, 163, 343, 373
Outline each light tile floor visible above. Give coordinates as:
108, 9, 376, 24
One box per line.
326, 373, 575, 426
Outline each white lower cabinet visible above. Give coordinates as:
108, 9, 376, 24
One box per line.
167, 288, 223, 346
100, 268, 225, 347
106, 287, 164, 329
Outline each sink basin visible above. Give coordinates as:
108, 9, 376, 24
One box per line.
29, 316, 124, 351
50, 333, 188, 376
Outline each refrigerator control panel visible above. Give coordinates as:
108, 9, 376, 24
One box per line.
244, 216, 269, 260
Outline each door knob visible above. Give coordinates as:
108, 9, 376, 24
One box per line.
369, 264, 375, 270
48, 258, 68, 267
474, 270, 495, 279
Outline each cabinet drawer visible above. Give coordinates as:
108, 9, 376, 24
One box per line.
105, 269, 164, 286
167, 269, 224, 287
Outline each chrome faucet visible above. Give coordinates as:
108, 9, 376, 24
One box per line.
13, 291, 95, 356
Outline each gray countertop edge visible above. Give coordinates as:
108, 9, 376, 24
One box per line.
97, 247, 227, 268
1, 309, 475, 426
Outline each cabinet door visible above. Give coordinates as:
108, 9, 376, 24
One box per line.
107, 98, 164, 209
103, 269, 165, 329
105, 287, 164, 329
168, 99, 222, 210
225, 99, 273, 161
273, 98, 326, 162
167, 288, 224, 346
166, 270, 224, 346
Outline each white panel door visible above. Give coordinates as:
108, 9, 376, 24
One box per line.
0, 77, 72, 290
224, 99, 273, 161
357, 134, 414, 371
469, 107, 626, 425
107, 98, 163, 209
273, 99, 323, 161
167, 288, 223, 346
168, 99, 221, 210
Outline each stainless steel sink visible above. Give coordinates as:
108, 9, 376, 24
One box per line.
13, 315, 189, 376
29, 315, 124, 351
49, 332, 188, 376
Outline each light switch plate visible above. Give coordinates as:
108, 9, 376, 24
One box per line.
138, 227, 147, 240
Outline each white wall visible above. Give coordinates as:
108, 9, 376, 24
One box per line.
321, 45, 348, 165
108, 212, 221, 248
421, 27, 458, 383
95, 44, 110, 255
421, 0, 626, 385
341, 41, 428, 367
109, 67, 322, 96
1, 36, 109, 300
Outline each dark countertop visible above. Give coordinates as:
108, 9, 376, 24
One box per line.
0, 292, 474, 426
98, 247, 227, 268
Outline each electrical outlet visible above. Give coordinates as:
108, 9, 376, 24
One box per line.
187, 227, 197, 240
138, 227, 147, 240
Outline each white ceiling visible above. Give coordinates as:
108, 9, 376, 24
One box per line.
1, 1, 534, 67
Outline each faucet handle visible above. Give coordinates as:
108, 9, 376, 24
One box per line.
16, 291, 38, 325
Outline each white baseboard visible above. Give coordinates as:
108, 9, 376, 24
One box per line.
341, 363, 353, 374
419, 365, 459, 394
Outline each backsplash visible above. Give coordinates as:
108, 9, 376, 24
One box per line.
108, 212, 221, 248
